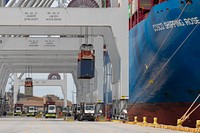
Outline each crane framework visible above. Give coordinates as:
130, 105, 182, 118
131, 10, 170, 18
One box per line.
0, 0, 128, 115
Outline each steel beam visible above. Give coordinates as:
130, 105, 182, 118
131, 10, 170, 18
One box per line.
6, 65, 76, 73
0, 58, 77, 63
0, 27, 121, 83
0, 67, 9, 95
0, 37, 81, 51
0, 8, 125, 83
0, 63, 8, 84
0, 55, 77, 59
0, 1, 129, 101
0, 50, 77, 55
2, 70, 9, 95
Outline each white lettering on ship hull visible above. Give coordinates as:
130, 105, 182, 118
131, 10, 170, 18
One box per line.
153, 17, 200, 32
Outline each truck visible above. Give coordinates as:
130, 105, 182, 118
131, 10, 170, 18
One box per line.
44, 101, 56, 118
62, 106, 72, 116
77, 102, 95, 121
72, 104, 81, 120
27, 106, 37, 117
14, 104, 23, 116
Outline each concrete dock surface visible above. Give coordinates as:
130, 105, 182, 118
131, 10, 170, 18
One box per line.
0, 117, 190, 133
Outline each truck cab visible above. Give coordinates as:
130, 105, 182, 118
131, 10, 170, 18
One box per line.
44, 102, 56, 118
27, 106, 37, 117
77, 102, 95, 121
77, 105, 81, 114
73, 104, 81, 120
14, 104, 23, 116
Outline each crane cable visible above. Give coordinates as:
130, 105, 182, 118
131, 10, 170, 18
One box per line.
128, 21, 199, 112
126, 2, 189, 112
150, 23, 199, 83
128, 2, 189, 102
180, 93, 200, 123
145, 2, 189, 71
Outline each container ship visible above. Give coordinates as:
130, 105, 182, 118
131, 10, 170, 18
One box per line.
128, 0, 200, 127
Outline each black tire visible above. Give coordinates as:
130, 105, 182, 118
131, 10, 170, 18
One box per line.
78, 115, 83, 121
74, 115, 77, 120
77, 116, 80, 121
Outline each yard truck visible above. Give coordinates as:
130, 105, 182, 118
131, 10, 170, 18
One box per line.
44, 101, 56, 118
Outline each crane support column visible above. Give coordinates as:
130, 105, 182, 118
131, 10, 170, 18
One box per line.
61, 73, 67, 107
13, 73, 20, 105
94, 37, 104, 113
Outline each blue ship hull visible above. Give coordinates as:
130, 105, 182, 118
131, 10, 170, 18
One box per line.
129, 0, 200, 127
